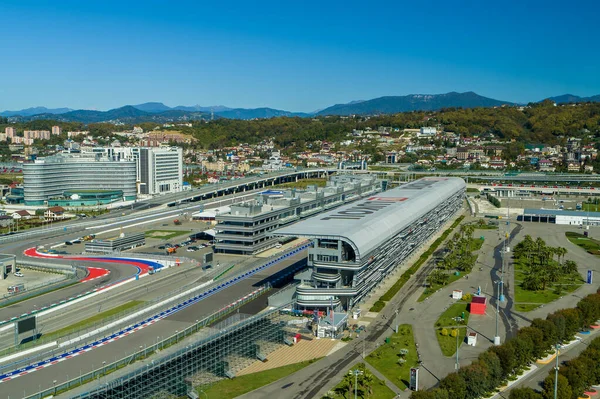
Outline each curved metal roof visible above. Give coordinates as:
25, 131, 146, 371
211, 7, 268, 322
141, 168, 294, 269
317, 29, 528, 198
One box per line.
274, 177, 465, 260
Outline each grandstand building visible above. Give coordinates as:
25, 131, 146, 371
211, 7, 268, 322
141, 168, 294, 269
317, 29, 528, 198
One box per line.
274, 177, 466, 311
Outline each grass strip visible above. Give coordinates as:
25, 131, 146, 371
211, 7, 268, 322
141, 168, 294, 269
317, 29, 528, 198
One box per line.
366, 324, 418, 391
43, 300, 145, 339
200, 359, 321, 399
370, 215, 465, 311
213, 264, 236, 281
434, 302, 470, 356
565, 231, 600, 256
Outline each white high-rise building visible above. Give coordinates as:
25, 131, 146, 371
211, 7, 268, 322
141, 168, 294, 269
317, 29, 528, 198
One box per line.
84, 147, 183, 195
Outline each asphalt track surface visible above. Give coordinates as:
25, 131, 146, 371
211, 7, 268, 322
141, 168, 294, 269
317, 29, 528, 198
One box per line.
0, 250, 308, 398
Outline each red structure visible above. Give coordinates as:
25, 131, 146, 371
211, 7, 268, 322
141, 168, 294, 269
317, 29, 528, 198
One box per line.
470, 295, 487, 315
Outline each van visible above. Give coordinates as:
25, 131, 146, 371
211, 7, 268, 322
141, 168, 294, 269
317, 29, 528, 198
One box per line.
8, 284, 24, 294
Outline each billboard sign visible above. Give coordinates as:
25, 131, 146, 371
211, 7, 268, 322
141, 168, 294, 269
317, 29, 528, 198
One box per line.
410, 367, 419, 391
17, 316, 36, 334
203, 252, 214, 264
588, 270, 593, 285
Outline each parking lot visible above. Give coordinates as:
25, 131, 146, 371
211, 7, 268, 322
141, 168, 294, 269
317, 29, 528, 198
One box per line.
0, 267, 67, 297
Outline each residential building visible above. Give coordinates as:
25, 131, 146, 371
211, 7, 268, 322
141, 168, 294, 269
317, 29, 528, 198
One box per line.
5, 127, 16, 138
45, 206, 66, 220
417, 127, 437, 137
52, 126, 62, 135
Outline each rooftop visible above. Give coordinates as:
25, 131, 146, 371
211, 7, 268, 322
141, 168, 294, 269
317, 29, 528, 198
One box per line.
523, 208, 600, 218
274, 177, 465, 260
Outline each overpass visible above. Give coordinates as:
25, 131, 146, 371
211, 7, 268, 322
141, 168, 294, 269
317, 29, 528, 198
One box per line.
161, 168, 330, 206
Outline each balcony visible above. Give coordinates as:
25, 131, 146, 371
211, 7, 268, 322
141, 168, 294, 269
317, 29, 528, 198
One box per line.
312, 271, 341, 283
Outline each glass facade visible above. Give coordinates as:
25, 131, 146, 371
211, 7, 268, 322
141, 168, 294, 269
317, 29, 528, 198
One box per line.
23, 155, 137, 205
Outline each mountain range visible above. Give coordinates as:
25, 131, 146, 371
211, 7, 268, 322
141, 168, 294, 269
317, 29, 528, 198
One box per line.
2, 91, 600, 123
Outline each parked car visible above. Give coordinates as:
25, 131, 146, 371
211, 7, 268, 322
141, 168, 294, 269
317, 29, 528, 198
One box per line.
14, 272, 24, 277
72, 239, 82, 244
65, 241, 73, 245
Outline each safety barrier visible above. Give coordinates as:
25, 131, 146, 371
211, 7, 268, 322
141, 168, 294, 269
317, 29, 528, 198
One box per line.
0, 243, 309, 381
24, 286, 275, 399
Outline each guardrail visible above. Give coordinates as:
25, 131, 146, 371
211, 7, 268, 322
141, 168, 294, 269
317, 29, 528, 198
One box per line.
25, 286, 274, 399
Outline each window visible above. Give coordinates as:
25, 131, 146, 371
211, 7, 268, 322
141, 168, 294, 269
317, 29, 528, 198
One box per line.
316, 254, 338, 262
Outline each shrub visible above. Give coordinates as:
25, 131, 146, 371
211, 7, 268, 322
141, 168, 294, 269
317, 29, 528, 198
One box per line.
441, 328, 449, 336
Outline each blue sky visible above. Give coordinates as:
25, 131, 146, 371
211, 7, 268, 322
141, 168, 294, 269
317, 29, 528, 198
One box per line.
1, 0, 599, 112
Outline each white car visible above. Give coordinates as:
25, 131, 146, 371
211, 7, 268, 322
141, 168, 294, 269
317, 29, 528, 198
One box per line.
14, 272, 24, 277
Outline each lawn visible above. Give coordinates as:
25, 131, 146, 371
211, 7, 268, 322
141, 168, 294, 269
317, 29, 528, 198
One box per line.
2, 300, 145, 355
44, 300, 145, 339
418, 237, 484, 302
328, 363, 396, 399
565, 232, 600, 256
200, 359, 319, 399
514, 304, 541, 312
418, 272, 463, 302
513, 258, 584, 307
582, 203, 600, 212
145, 230, 190, 240
435, 303, 470, 356
365, 324, 418, 390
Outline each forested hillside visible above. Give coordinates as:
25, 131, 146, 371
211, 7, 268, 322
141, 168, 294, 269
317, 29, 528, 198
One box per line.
2, 102, 599, 150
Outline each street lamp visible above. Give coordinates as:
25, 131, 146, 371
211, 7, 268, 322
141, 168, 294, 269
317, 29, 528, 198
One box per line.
554, 343, 560, 399
494, 281, 501, 345
351, 368, 363, 399
395, 309, 399, 333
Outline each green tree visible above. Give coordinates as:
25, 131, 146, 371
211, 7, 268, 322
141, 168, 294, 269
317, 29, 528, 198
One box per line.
439, 372, 467, 399
509, 388, 543, 399
542, 373, 571, 399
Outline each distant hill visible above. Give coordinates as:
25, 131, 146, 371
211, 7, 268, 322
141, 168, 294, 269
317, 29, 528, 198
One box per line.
215, 107, 309, 119
132, 103, 232, 113
546, 94, 600, 104
317, 92, 514, 116
173, 105, 231, 113
10, 106, 209, 124
0, 106, 73, 117
132, 102, 172, 113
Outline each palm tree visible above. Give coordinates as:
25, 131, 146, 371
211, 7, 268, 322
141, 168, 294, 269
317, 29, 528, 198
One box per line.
361, 371, 375, 397
563, 260, 578, 275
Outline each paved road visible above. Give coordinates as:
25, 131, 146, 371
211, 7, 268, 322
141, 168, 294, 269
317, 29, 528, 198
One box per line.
0, 251, 307, 399
240, 220, 600, 399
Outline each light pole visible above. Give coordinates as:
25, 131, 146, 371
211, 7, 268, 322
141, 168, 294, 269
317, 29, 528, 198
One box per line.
395, 309, 399, 333
352, 368, 363, 399
554, 343, 560, 399
455, 327, 459, 370
494, 281, 501, 345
